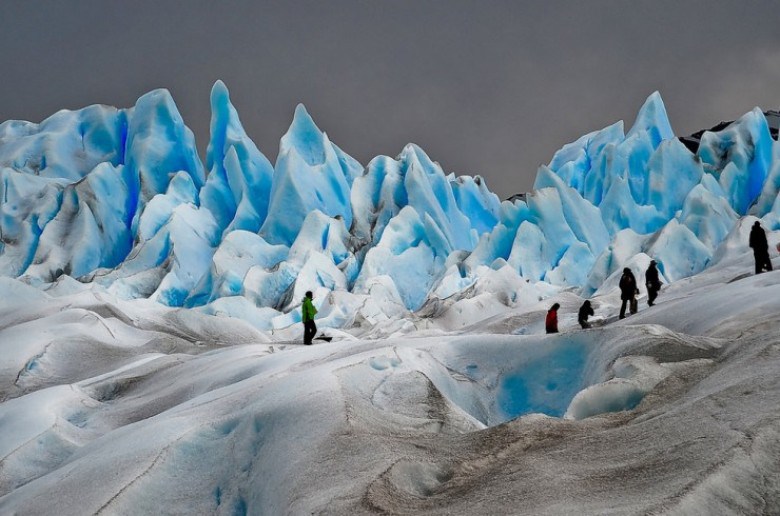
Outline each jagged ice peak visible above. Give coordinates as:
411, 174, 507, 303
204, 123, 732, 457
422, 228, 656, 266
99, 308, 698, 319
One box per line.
0, 83, 778, 331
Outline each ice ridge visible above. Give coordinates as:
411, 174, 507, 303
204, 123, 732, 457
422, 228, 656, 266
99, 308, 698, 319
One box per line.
1, 84, 779, 328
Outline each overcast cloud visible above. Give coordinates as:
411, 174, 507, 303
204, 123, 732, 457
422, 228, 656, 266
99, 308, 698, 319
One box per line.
1, 1, 779, 197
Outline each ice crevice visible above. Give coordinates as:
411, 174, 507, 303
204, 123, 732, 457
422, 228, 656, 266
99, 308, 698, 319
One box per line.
94, 432, 189, 516
657, 419, 780, 514
13, 341, 54, 387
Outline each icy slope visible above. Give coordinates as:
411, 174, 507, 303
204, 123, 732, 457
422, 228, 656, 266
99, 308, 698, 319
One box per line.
1, 83, 780, 331
1, 250, 779, 514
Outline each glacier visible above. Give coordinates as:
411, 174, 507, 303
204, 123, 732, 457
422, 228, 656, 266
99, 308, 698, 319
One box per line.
2, 83, 780, 514
2, 82, 780, 335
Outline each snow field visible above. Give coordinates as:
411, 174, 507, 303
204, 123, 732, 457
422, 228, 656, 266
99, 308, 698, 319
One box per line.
3, 248, 779, 513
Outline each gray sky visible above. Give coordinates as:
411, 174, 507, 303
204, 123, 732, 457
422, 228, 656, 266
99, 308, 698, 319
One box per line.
1, 1, 780, 198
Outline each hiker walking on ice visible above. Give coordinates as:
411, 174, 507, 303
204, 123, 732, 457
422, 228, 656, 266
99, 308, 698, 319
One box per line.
578, 300, 594, 329
619, 268, 639, 319
545, 303, 560, 334
301, 291, 318, 345
749, 221, 772, 274
645, 260, 662, 306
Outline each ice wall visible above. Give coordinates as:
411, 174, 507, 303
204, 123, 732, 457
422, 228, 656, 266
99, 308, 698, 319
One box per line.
1, 84, 779, 326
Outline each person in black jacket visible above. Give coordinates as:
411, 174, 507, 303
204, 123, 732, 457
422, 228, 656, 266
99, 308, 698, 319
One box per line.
618, 267, 638, 319
645, 260, 662, 306
749, 221, 772, 274
578, 300, 594, 329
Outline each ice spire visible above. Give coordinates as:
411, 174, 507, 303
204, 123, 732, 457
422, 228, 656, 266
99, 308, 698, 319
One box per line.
260, 104, 361, 246
626, 91, 675, 146
200, 80, 274, 234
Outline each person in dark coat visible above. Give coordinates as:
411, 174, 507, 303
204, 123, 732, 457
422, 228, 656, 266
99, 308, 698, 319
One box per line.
578, 300, 594, 329
645, 260, 662, 306
618, 267, 638, 319
545, 303, 560, 334
749, 221, 772, 274
301, 291, 318, 345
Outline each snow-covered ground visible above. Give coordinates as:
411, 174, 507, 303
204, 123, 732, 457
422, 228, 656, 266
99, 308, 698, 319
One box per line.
1, 245, 779, 515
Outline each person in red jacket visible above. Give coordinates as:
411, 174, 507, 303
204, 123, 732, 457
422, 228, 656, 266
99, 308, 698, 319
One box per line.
546, 303, 560, 334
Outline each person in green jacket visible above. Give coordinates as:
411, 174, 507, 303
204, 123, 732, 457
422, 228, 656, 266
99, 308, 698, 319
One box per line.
301, 291, 318, 345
